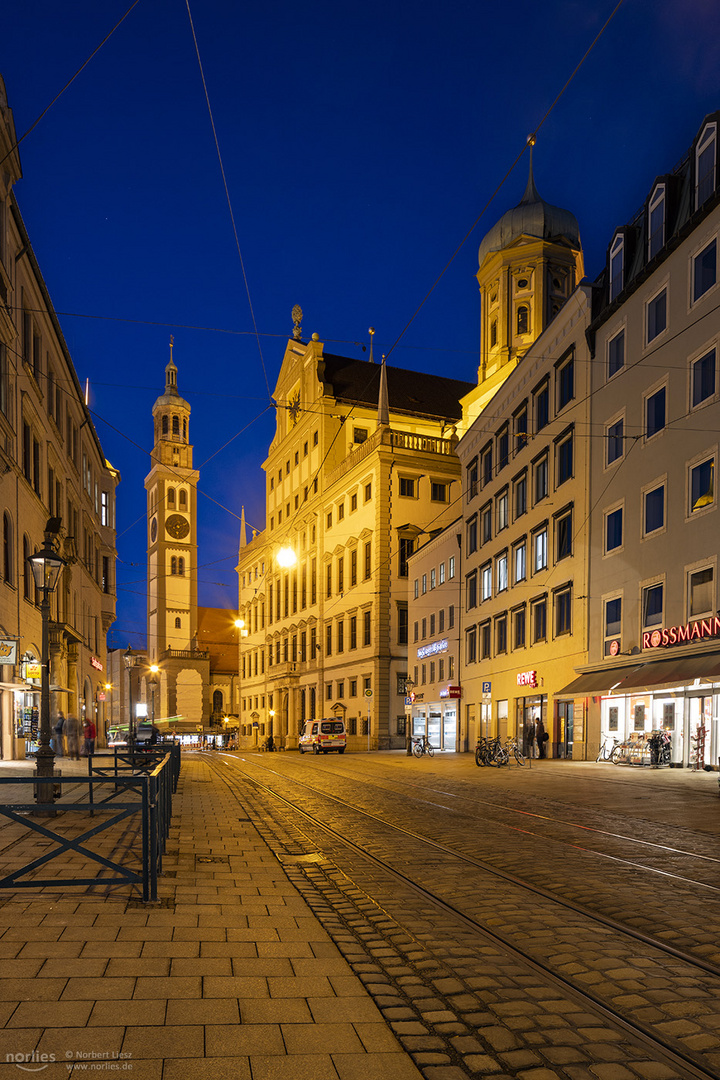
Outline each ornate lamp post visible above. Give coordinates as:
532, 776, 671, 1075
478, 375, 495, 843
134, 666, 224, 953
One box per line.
404, 677, 415, 756
123, 647, 137, 751
27, 525, 66, 803
148, 664, 159, 727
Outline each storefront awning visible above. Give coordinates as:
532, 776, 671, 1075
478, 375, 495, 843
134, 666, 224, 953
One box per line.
559, 652, 720, 697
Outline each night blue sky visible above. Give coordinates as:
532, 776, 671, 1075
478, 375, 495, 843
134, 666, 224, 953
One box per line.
2, 0, 719, 648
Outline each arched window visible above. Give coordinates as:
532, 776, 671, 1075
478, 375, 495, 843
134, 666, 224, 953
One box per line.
213, 690, 223, 713
179, 490, 187, 510
162, 415, 168, 435
170, 556, 177, 575
517, 305, 529, 335
178, 557, 185, 576
167, 488, 175, 507
3, 512, 12, 583
175, 617, 181, 628
172, 415, 180, 436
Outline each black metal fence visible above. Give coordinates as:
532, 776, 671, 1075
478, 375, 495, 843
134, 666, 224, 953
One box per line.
0, 747, 180, 902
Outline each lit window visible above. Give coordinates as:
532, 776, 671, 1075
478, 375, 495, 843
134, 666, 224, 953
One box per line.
481, 563, 492, 601
496, 553, 508, 593
533, 527, 548, 571
439, 562, 445, 584
449, 556, 455, 579
514, 541, 526, 583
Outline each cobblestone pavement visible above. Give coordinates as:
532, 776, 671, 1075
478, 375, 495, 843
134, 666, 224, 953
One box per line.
213, 750, 720, 1080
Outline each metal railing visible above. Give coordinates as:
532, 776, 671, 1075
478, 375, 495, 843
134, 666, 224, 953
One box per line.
0, 748, 179, 902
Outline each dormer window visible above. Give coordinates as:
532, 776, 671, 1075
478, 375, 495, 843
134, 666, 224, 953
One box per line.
609, 234, 624, 301
696, 122, 717, 209
648, 185, 666, 260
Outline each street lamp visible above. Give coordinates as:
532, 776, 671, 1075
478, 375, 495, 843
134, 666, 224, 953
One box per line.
276, 546, 296, 568
404, 677, 415, 756
27, 522, 66, 803
148, 664, 159, 727
123, 647, 137, 752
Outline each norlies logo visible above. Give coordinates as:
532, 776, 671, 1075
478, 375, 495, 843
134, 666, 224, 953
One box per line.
6, 1052, 55, 1072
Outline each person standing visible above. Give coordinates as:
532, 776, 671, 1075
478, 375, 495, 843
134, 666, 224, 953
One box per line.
83, 717, 96, 757
52, 711, 65, 757
65, 713, 80, 760
524, 714, 536, 759
536, 714, 546, 759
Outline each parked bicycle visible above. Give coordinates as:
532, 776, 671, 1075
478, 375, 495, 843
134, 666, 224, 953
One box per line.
596, 734, 620, 762
475, 736, 507, 767
506, 737, 526, 766
412, 735, 434, 758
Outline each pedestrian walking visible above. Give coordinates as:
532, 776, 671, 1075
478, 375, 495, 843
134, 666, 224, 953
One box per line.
83, 718, 96, 757
65, 713, 81, 760
52, 711, 65, 757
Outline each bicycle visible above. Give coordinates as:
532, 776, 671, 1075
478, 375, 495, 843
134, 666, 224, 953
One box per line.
475, 736, 507, 767
506, 737, 525, 766
596, 734, 620, 762
412, 735, 434, 758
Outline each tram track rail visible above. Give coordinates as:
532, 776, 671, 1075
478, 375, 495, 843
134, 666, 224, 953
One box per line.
209, 752, 720, 1080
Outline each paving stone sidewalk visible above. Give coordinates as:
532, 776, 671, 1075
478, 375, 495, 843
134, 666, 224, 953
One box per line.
0, 754, 424, 1080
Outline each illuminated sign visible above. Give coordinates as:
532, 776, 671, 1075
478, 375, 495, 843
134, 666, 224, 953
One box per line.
517, 670, 538, 688
643, 616, 720, 650
439, 685, 462, 699
0, 639, 18, 664
25, 662, 41, 680
417, 639, 448, 660
90, 656, 103, 671
608, 640, 620, 657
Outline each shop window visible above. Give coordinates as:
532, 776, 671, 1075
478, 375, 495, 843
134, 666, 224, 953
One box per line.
605, 507, 623, 553
693, 238, 717, 303
642, 583, 663, 629
690, 457, 714, 513
606, 417, 624, 465
688, 566, 714, 618
604, 596, 622, 656
691, 348, 716, 408
644, 484, 665, 535
645, 386, 666, 439
608, 329, 625, 379
646, 288, 667, 344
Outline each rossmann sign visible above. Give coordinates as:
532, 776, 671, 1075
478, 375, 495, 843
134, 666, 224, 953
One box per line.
643, 616, 720, 650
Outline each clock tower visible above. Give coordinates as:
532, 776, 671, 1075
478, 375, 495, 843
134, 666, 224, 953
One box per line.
145, 345, 199, 663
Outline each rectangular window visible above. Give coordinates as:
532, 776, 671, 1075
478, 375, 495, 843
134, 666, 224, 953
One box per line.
642, 583, 663, 629
364, 542, 371, 579
466, 627, 477, 664
480, 621, 491, 659
326, 623, 332, 656
337, 557, 344, 595
481, 504, 492, 544
533, 527, 548, 572
534, 455, 548, 503
399, 476, 416, 497
610, 234, 624, 301
337, 619, 344, 653
414, 578, 419, 599
606, 418, 624, 465
557, 433, 573, 485
535, 383, 549, 432
495, 614, 507, 655
647, 288, 667, 343
555, 588, 572, 636
363, 610, 371, 646
439, 562, 445, 584
326, 563, 332, 598
422, 574, 427, 594
467, 459, 478, 500
513, 607, 526, 649
467, 515, 478, 554
481, 563, 492, 601
496, 553, 508, 593
692, 349, 716, 407
689, 567, 714, 618
605, 507, 623, 552
430, 568, 436, 589
351, 493, 357, 511
399, 536, 414, 577
608, 329, 625, 378
364, 482, 372, 502
439, 609, 445, 632
556, 510, 572, 560
557, 354, 574, 410
514, 473, 527, 519
431, 482, 447, 502
648, 186, 665, 260
690, 458, 714, 512
646, 387, 666, 439
467, 572, 478, 610
353, 427, 368, 444
604, 597, 622, 655
497, 427, 509, 472
496, 491, 508, 532
532, 599, 547, 643
514, 541, 526, 583
693, 239, 717, 302
449, 557, 455, 579
350, 549, 357, 587
644, 485, 665, 535
514, 408, 528, 453
481, 446, 493, 486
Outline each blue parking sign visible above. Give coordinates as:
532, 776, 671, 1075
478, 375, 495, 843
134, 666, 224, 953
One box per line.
482, 681, 491, 694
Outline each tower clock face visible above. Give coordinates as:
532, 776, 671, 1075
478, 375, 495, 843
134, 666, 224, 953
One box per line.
165, 514, 190, 540
150, 518, 157, 542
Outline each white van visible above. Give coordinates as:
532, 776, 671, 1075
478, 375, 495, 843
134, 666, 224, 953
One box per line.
298, 719, 347, 754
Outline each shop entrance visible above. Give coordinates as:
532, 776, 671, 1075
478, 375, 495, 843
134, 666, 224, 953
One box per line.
443, 707, 457, 751
557, 701, 574, 759
517, 695, 548, 758
687, 695, 714, 769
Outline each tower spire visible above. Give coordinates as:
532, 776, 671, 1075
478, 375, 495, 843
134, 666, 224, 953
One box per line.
368, 326, 375, 364
520, 135, 539, 205
239, 506, 247, 550
377, 355, 389, 428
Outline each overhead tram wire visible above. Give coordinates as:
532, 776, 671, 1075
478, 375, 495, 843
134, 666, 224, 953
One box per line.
0, 1, 142, 170
184, 0, 271, 403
